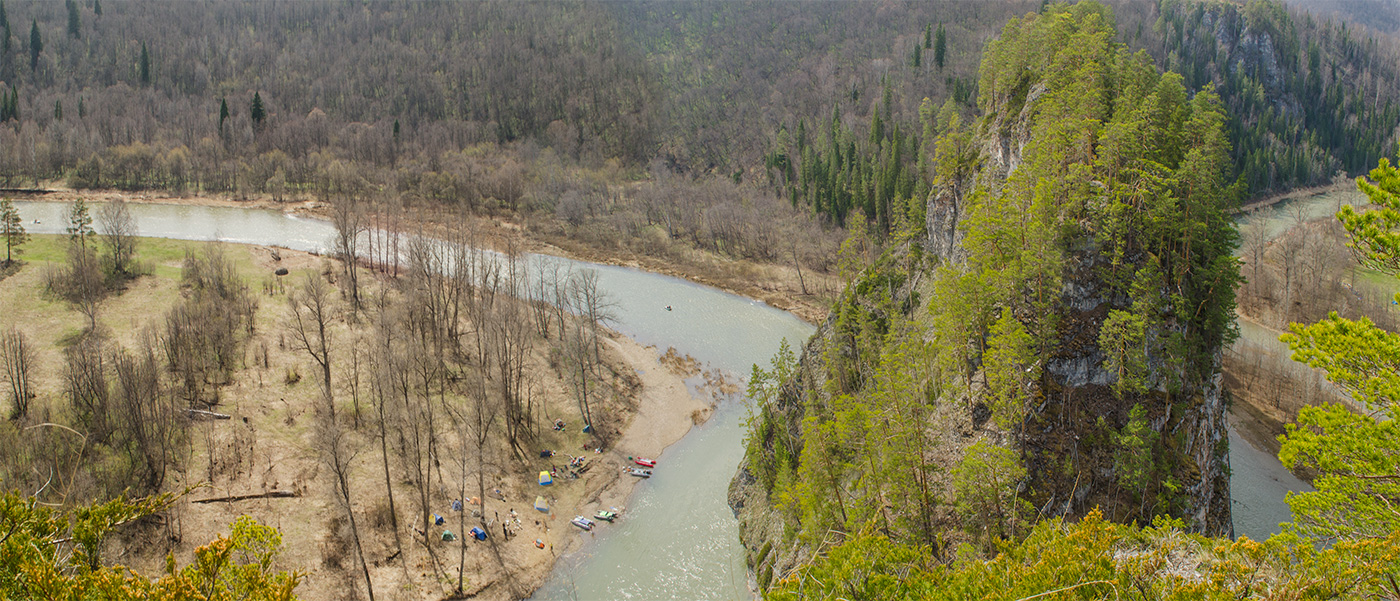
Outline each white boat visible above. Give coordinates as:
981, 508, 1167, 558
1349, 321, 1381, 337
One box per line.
571, 516, 595, 531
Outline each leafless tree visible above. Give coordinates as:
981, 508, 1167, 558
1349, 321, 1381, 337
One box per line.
318, 411, 375, 601
98, 199, 138, 277
331, 195, 366, 312
65, 335, 111, 443
288, 273, 337, 417
111, 334, 183, 492
489, 252, 533, 458
45, 242, 107, 330
1241, 213, 1268, 303
1, 328, 34, 419
366, 304, 406, 565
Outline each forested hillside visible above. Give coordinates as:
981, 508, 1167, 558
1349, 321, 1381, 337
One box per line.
0, 0, 1394, 220
733, 3, 1400, 597
733, 3, 1240, 589
1147, 0, 1400, 193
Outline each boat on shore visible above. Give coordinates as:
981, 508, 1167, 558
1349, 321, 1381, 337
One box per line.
571, 516, 596, 531
625, 468, 652, 478
633, 457, 656, 468
595, 510, 617, 522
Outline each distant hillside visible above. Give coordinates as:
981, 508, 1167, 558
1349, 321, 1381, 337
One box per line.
1139, 0, 1400, 194
1288, 0, 1400, 35
0, 1, 1395, 207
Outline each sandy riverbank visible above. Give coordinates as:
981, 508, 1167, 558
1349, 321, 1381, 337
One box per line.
424, 334, 718, 600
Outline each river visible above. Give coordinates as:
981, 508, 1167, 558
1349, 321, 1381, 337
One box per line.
13, 197, 1335, 595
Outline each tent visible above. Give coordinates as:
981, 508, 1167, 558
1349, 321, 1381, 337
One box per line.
538, 471, 553, 485
441, 530, 456, 542
469, 527, 487, 541
534, 495, 549, 512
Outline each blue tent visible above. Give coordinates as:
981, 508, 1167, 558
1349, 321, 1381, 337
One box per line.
469, 527, 487, 541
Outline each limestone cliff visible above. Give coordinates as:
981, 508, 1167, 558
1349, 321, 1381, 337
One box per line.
732, 4, 1238, 592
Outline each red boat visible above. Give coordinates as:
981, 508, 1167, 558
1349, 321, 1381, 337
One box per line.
633, 457, 656, 468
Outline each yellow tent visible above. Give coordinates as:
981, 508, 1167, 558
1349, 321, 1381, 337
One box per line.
538, 470, 553, 485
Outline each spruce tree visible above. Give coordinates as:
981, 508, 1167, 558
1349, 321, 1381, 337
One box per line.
912, 44, 922, 68
66, 0, 79, 39
77, 97, 84, 118
53, 99, 60, 120
218, 96, 228, 131
138, 42, 149, 85
93, 0, 101, 17
934, 22, 947, 71
249, 91, 265, 127
924, 24, 932, 49
28, 19, 40, 71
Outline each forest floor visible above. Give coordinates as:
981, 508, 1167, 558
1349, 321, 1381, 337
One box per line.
16, 187, 841, 324
0, 234, 724, 600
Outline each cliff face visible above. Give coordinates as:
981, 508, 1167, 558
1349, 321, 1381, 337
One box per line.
731, 4, 1238, 593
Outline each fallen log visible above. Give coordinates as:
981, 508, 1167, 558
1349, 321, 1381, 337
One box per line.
187, 409, 232, 420
193, 490, 298, 504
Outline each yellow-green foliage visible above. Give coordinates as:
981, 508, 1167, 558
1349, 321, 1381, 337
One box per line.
0, 490, 300, 600
768, 510, 1400, 600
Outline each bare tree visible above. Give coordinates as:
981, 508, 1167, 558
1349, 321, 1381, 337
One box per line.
111, 334, 183, 492
559, 269, 616, 438
1276, 208, 1309, 324
45, 242, 106, 330
331, 195, 365, 312
1, 328, 34, 419
1241, 213, 1268, 303
488, 251, 533, 458
318, 412, 375, 601
288, 273, 336, 417
97, 199, 138, 277
65, 335, 111, 443
367, 315, 406, 564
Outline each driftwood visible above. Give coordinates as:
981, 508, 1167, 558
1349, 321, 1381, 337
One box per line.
187, 409, 232, 420
193, 490, 298, 504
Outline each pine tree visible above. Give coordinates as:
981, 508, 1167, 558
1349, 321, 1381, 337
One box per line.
218, 96, 228, 132
28, 19, 40, 71
77, 97, 84, 118
924, 23, 932, 49
65, 198, 93, 246
250, 91, 265, 128
93, 0, 101, 17
53, 99, 61, 120
0, 197, 26, 265
66, 0, 79, 39
138, 42, 149, 85
0, 1, 7, 32
912, 44, 922, 68
934, 22, 947, 71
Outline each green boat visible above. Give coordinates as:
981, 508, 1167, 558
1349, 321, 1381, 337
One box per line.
594, 510, 617, 522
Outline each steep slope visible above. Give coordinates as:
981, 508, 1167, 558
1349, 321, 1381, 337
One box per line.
733, 3, 1240, 591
